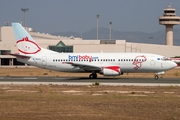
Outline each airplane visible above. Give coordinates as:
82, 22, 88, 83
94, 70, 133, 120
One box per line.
7, 23, 177, 80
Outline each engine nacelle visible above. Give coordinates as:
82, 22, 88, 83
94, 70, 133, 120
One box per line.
101, 66, 121, 76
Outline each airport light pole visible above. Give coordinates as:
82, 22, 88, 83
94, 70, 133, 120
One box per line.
21, 8, 29, 29
148, 37, 153, 44
97, 14, 100, 40
110, 22, 112, 40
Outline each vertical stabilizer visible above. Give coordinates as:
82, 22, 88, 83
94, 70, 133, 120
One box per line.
12, 23, 41, 55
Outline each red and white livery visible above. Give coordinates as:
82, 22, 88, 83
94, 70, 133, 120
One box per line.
9, 23, 177, 79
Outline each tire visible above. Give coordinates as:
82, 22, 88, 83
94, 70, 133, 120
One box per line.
89, 74, 97, 79
155, 75, 159, 80
89, 74, 94, 79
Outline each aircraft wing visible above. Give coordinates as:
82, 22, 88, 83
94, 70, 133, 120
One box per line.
64, 62, 102, 71
4, 53, 30, 58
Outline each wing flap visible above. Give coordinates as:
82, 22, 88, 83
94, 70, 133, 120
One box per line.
64, 62, 101, 71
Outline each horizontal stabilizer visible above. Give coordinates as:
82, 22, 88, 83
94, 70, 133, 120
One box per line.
4, 52, 30, 58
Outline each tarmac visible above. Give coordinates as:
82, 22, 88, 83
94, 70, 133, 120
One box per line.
0, 77, 180, 86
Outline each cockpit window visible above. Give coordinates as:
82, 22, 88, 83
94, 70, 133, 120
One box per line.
161, 57, 169, 61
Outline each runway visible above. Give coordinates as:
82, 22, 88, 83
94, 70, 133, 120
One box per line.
0, 77, 180, 86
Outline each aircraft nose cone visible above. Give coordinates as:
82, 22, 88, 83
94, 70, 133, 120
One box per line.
170, 61, 178, 69
163, 61, 177, 71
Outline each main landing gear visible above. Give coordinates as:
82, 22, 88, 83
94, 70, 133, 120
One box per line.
89, 73, 97, 79
154, 75, 159, 80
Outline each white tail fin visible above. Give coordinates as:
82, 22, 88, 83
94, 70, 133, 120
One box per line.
12, 23, 41, 55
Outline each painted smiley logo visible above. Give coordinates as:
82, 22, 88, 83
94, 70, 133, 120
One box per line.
16, 37, 41, 54
132, 55, 147, 70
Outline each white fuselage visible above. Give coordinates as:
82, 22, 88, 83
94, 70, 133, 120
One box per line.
17, 48, 177, 74
11, 23, 177, 79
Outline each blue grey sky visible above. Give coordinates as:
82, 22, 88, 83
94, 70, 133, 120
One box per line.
1, 0, 180, 34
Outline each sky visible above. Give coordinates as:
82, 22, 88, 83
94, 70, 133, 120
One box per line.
1, 0, 180, 34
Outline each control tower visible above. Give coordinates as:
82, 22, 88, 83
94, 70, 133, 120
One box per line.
159, 3, 180, 46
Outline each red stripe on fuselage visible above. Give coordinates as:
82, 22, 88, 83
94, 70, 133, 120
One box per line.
103, 66, 120, 73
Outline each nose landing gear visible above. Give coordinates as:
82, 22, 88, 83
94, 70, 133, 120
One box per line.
155, 72, 164, 80
154, 75, 159, 80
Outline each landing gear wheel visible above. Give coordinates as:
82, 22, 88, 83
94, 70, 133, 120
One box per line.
89, 74, 97, 79
155, 75, 159, 80
89, 74, 94, 79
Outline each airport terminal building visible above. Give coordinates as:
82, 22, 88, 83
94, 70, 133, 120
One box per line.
0, 25, 180, 66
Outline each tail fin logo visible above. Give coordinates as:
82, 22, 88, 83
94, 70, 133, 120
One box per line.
17, 36, 41, 54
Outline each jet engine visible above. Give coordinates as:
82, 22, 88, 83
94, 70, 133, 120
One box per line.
100, 66, 121, 76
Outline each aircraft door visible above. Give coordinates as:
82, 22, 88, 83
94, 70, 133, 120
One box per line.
150, 57, 155, 66
42, 56, 47, 66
